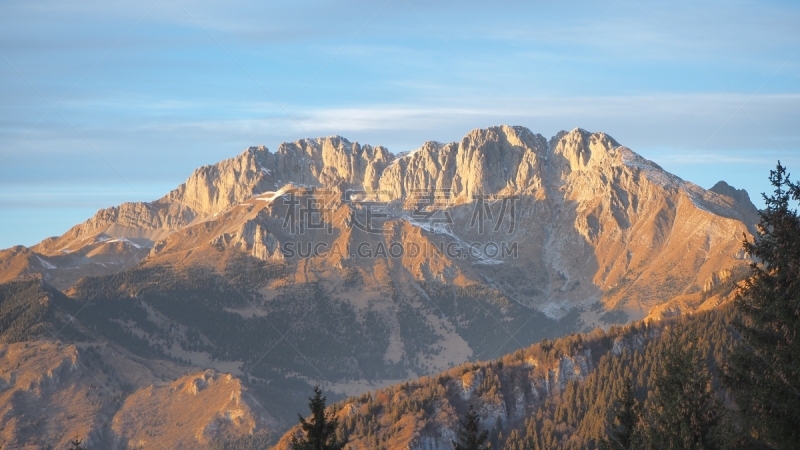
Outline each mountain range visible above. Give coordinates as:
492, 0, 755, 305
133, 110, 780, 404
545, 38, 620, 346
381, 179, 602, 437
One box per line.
0, 126, 758, 448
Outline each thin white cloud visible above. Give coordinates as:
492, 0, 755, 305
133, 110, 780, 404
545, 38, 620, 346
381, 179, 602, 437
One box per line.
9, 92, 797, 153
280, 93, 800, 133
650, 151, 799, 165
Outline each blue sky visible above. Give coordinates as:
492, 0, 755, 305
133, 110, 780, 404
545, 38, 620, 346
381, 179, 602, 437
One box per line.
1, 0, 799, 248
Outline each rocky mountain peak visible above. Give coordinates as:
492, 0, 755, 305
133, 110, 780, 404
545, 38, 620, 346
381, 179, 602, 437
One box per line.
550, 128, 620, 168
709, 180, 761, 231
710, 180, 758, 211
265, 136, 393, 190
379, 125, 550, 201
163, 147, 271, 215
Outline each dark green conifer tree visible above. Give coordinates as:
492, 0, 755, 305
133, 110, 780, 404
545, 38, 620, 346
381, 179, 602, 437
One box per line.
291, 386, 347, 450
643, 327, 722, 450
725, 162, 800, 449
453, 404, 490, 450
599, 375, 641, 450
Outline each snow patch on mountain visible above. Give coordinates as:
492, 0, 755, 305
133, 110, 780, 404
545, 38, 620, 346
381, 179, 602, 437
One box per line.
36, 256, 56, 270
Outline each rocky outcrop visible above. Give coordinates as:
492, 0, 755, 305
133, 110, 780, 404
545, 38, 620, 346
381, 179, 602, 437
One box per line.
112, 370, 272, 450
378, 126, 549, 202
262, 137, 393, 190
210, 218, 284, 261
703, 268, 732, 293
164, 147, 273, 215
710, 180, 761, 230
710, 180, 758, 212
536, 350, 593, 396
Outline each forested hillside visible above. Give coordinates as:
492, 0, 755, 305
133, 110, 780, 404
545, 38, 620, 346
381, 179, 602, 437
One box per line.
273, 306, 738, 450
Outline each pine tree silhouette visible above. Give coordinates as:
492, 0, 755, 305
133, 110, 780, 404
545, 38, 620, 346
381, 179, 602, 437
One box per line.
452, 404, 489, 450
291, 386, 347, 450
599, 376, 641, 450
725, 162, 800, 449
644, 327, 722, 450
